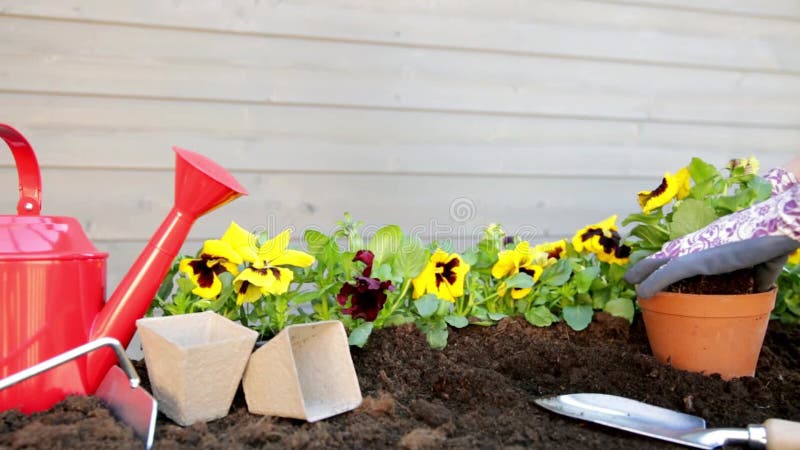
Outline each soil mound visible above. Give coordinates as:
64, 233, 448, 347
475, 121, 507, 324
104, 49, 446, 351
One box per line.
2, 314, 799, 449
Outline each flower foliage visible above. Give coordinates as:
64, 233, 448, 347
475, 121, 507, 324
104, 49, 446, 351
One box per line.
622, 157, 772, 258
150, 155, 799, 348
151, 213, 637, 349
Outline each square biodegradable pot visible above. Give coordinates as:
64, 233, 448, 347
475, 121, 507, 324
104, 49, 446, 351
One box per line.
136, 311, 258, 426
242, 320, 362, 422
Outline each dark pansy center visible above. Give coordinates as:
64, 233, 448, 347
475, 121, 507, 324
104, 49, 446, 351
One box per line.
646, 177, 669, 199
435, 258, 460, 287
188, 256, 227, 288
580, 228, 605, 242
546, 247, 564, 259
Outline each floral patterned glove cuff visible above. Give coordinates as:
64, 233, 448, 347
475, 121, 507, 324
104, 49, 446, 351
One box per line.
764, 167, 799, 195
653, 183, 800, 259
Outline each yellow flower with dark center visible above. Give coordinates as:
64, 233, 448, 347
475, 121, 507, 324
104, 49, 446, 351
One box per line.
789, 248, 800, 266
412, 249, 470, 302
230, 227, 316, 305
572, 215, 618, 254
533, 239, 567, 267
675, 167, 691, 200
571, 215, 631, 265
179, 237, 244, 299
637, 172, 679, 213
492, 241, 544, 299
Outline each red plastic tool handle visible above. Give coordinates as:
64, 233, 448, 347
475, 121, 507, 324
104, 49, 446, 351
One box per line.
0, 123, 42, 215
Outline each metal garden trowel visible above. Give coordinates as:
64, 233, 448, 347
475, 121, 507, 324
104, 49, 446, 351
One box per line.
535, 393, 800, 449
0, 337, 157, 449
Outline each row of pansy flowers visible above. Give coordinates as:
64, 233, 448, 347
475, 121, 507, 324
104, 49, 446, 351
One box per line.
179, 214, 633, 322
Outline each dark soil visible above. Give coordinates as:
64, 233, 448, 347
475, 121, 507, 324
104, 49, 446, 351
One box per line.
2, 314, 799, 449
666, 268, 755, 295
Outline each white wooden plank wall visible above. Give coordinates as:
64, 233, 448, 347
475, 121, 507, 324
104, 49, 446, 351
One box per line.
0, 0, 799, 287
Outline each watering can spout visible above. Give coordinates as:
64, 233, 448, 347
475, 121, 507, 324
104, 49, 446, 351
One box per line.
88, 147, 247, 384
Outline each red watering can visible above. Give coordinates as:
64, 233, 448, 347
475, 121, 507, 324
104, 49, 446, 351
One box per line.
0, 123, 248, 413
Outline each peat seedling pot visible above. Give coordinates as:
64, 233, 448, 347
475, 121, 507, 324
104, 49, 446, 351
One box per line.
136, 311, 258, 426
242, 320, 362, 422
638, 288, 777, 380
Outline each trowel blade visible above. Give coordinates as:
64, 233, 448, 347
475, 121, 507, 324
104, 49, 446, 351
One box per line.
534, 393, 712, 449
95, 365, 157, 450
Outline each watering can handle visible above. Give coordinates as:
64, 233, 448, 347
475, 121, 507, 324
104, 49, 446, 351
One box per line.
0, 123, 41, 215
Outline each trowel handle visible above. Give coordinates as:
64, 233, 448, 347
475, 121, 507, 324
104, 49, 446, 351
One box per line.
763, 418, 800, 450
0, 123, 42, 215
0, 337, 140, 392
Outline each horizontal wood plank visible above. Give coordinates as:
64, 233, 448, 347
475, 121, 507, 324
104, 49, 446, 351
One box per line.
1, 0, 800, 73
2, 18, 799, 126
0, 167, 649, 242
608, 0, 800, 20
0, 93, 794, 178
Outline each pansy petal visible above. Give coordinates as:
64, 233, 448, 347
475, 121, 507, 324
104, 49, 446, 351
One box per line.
221, 222, 259, 263
235, 281, 263, 305
201, 239, 244, 265
511, 287, 531, 300
492, 249, 518, 279
258, 229, 292, 265
270, 249, 315, 268
412, 260, 436, 299
192, 276, 222, 299
219, 260, 241, 276
261, 267, 294, 296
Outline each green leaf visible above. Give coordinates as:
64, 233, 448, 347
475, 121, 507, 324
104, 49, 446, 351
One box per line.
604, 298, 635, 323
505, 272, 534, 289
749, 176, 772, 203
395, 236, 429, 279
176, 277, 197, 293
372, 263, 393, 281
488, 312, 508, 321
563, 304, 593, 331
414, 294, 439, 318
348, 322, 374, 348
425, 325, 449, 349
575, 266, 601, 294
304, 229, 330, 257
368, 225, 403, 266
688, 157, 720, 186
670, 198, 718, 240
525, 305, 554, 327
629, 224, 670, 250
445, 315, 469, 328
382, 314, 415, 327
540, 259, 573, 287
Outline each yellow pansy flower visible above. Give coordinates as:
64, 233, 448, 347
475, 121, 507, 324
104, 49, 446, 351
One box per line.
533, 239, 567, 267
492, 241, 544, 299
572, 215, 631, 265
232, 227, 316, 305
179, 237, 243, 299
412, 249, 470, 302
675, 167, 691, 200
637, 172, 679, 213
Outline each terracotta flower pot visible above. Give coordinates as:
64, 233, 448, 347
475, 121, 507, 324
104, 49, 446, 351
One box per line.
242, 320, 362, 422
136, 311, 258, 426
637, 288, 776, 380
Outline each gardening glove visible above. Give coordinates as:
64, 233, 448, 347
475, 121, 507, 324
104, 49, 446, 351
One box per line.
625, 168, 800, 299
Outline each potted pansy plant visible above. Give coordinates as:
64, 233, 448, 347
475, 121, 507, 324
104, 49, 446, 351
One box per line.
622, 157, 799, 379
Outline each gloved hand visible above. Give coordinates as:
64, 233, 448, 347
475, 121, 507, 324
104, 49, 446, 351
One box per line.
625, 168, 800, 299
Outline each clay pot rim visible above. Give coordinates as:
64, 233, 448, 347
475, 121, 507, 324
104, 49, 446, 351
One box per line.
637, 288, 777, 318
